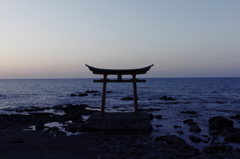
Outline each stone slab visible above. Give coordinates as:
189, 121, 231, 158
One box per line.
87, 112, 152, 130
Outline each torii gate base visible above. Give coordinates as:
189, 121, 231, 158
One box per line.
88, 112, 152, 130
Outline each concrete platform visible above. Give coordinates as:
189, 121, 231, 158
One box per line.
87, 112, 152, 130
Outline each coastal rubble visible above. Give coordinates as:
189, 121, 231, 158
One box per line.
1, 104, 240, 158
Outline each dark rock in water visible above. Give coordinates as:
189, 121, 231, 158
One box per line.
183, 119, 193, 124
189, 135, 202, 143
183, 119, 197, 125
35, 122, 45, 130
215, 100, 224, 104
71, 93, 88, 96
155, 124, 162, 127
222, 127, 235, 135
209, 130, 221, 135
224, 130, 240, 143
177, 131, 184, 135
55, 131, 66, 137
154, 115, 162, 119
203, 144, 233, 154
49, 126, 59, 131
78, 93, 88, 96
189, 125, 201, 133
173, 125, 181, 128
155, 135, 186, 144
230, 114, 240, 119
106, 91, 113, 93
15, 106, 47, 112
121, 97, 134, 100
52, 104, 94, 115
211, 136, 221, 144
209, 116, 234, 131
159, 96, 176, 101
65, 126, 78, 133
139, 108, 161, 112
188, 122, 198, 125
181, 111, 197, 114
148, 113, 153, 120
85, 90, 99, 93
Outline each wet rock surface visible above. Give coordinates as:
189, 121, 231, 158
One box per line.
230, 114, 240, 119
121, 96, 134, 100
181, 111, 197, 114
209, 116, 234, 131
159, 96, 176, 101
1, 105, 240, 158
189, 125, 201, 133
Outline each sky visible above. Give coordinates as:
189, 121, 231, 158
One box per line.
1, 0, 240, 79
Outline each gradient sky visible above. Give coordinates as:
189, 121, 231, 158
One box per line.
1, 0, 240, 79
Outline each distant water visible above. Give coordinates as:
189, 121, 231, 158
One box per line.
0, 78, 240, 115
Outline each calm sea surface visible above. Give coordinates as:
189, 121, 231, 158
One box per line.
0, 78, 240, 113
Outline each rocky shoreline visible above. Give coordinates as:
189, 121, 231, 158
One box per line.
1, 104, 240, 158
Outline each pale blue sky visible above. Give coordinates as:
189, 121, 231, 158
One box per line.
1, 0, 240, 79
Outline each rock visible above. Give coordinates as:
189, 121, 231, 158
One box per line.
173, 125, 181, 128
106, 91, 113, 93
183, 119, 193, 124
15, 106, 47, 112
155, 124, 162, 127
209, 129, 221, 135
78, 93, 88, 96
230, 114, 240, 119
49, 126, 59, 131
159, 96, 176, 101
121, 97, 134, 100
183, 119, 197, 125
155, 135, 186, 144
55, 131, 66, 137
71, 93, 88, 96
188, 122, 198, 125
189, 125, 201, 133
211, 136, 221, 144
65, 126, 78, 133
215, 100, 225, 104
224, 131, 240, 143
139, 108, 161, 111
203, 144, 233, 154
35, 122, 45, 130
222, 127, 235, 135
189, 135, 202, 143
154, 135, 201, 158
177, 131, 184, 135
181, 111, 197, 114
85, 90, 99, 93
209, 116, 234, 131
154, 115, 162, 119
148, 113, 153, 120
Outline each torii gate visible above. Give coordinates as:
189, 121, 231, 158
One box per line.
86, 64, 154, 117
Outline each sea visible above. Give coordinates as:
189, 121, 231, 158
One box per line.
1, 77, 240, 149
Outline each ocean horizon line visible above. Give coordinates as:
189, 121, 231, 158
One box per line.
1, 77, 240, 80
